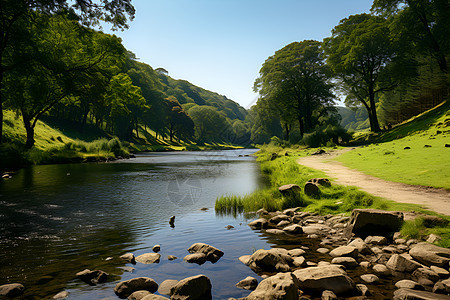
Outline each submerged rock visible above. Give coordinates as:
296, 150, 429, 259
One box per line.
0, 283, 25, 297
136, 253, 161, 264
75, 269, 108, 285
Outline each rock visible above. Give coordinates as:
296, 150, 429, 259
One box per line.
292, 256, 307, 268
360, 274, 379, 284
257, 208, 269, 215
413, 268, 440, 283
120, 253, 136, 264
169, 216, 175, 227
302, 224, 329, 235
317, 247, 330, 254
167, 255, 178, 261
269, 214, 290, 224
409, 242, 450, 267
431, 266, 450, 278
128, 290, 152, 300
53, 291, 69, 299
75, 269, 108, 285
119, 266, 135, 273
187, 243, 224, 263
386, 254, 422, 272
0, 283, 25, 298
434, 279, 450, 294
277, 220, 291, 227
360, 261, 371, 269
266, 229, 285, 235
248, 218, 269, 229
321, 290, 337, 300
356, 284, 371, 296
114, 277, 158, 298
246, 248, 295, 272
331, 257, 358, 269
395, 238, 407, 244
426, 234, 442, 244
184, 253, 207, 264
225, 225, 234, 230
393, 288, 450, 300
308, 178, 331, 187
236, 276, 258, 290
239, 255, 251, 265
304, 182, 320, 197
158, 279, 179, 295
283, 224, 303, 234
395, 280, 424, 290
329, 245, 358, 258
136, 253, 161, 264
348, 238, 371, 254
283, 208, 299, 216
288, 248, 306, 257
171, 274, 212, 300
344, 209, 404, 238
278, 184, 301, 195
364, 236, 388, 245
246, 272, 299, 300
152, 245, 161, 252
373, 264, 391, 277
382, 246, 398, 253
312, 149, 326, 155
293, 266, 355, 294
141, 295, 169, 300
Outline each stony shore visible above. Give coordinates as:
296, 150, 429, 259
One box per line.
1, 208, 449, 299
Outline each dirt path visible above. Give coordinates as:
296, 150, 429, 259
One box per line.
297, 149, 450, 216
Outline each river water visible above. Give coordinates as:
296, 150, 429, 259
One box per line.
0, 149, 285, 299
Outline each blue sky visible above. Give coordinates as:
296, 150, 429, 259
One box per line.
109, 0, 374, 108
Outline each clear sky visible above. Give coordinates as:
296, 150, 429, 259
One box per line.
108, 0, 374, 108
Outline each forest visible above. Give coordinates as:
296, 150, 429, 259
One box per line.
0, 0, 448, 161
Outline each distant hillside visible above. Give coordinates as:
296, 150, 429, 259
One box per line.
156, 71, 247, 121
336, 106, 369, 131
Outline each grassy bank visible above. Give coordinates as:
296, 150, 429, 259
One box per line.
215, 144, 450, 247
1, 110, 244, 171
338, 102, 450, 189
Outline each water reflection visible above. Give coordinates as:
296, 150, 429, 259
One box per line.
0, 149, 272, 299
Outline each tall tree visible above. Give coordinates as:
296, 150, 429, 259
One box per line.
4, 15, 125, 148
254, 40, 335, 138
324, 14, 399, 132
0, 0, 135, 144
371, 0, 449, 73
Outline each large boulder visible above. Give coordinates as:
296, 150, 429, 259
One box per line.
246, 272, 299, 300
0, 283, 25, 297
114, 277, 158, 298
344, 209, 404, 238
170, 274, 212, 300
187, 243, 224, 263
409, 242, 450, 267
75, 269, 108, 285
245, 248, 295, 273
293, 266, 355, 294
393, 288, 450, 300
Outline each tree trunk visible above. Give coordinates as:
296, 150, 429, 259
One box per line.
298, 117, 304, 137
368, 89, 381, 132
24, 119, 35, 149
284, 123, 290, 141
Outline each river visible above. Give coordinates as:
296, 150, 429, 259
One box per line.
0, 149, 285, 299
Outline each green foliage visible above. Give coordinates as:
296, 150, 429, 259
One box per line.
301, 125, 352, 148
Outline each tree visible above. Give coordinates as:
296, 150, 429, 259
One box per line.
254, 40, 335, 138
371, 0, 449, 73
187, 106, 229, 143
324, 14, 399, 132
4, 14, 125, 148
164, 96, 194, 142
0, 0, 135, 144
105, 73, 147, 140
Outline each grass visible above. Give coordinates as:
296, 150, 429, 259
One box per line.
215, 143, 450, 247
337, 102, 450, 189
